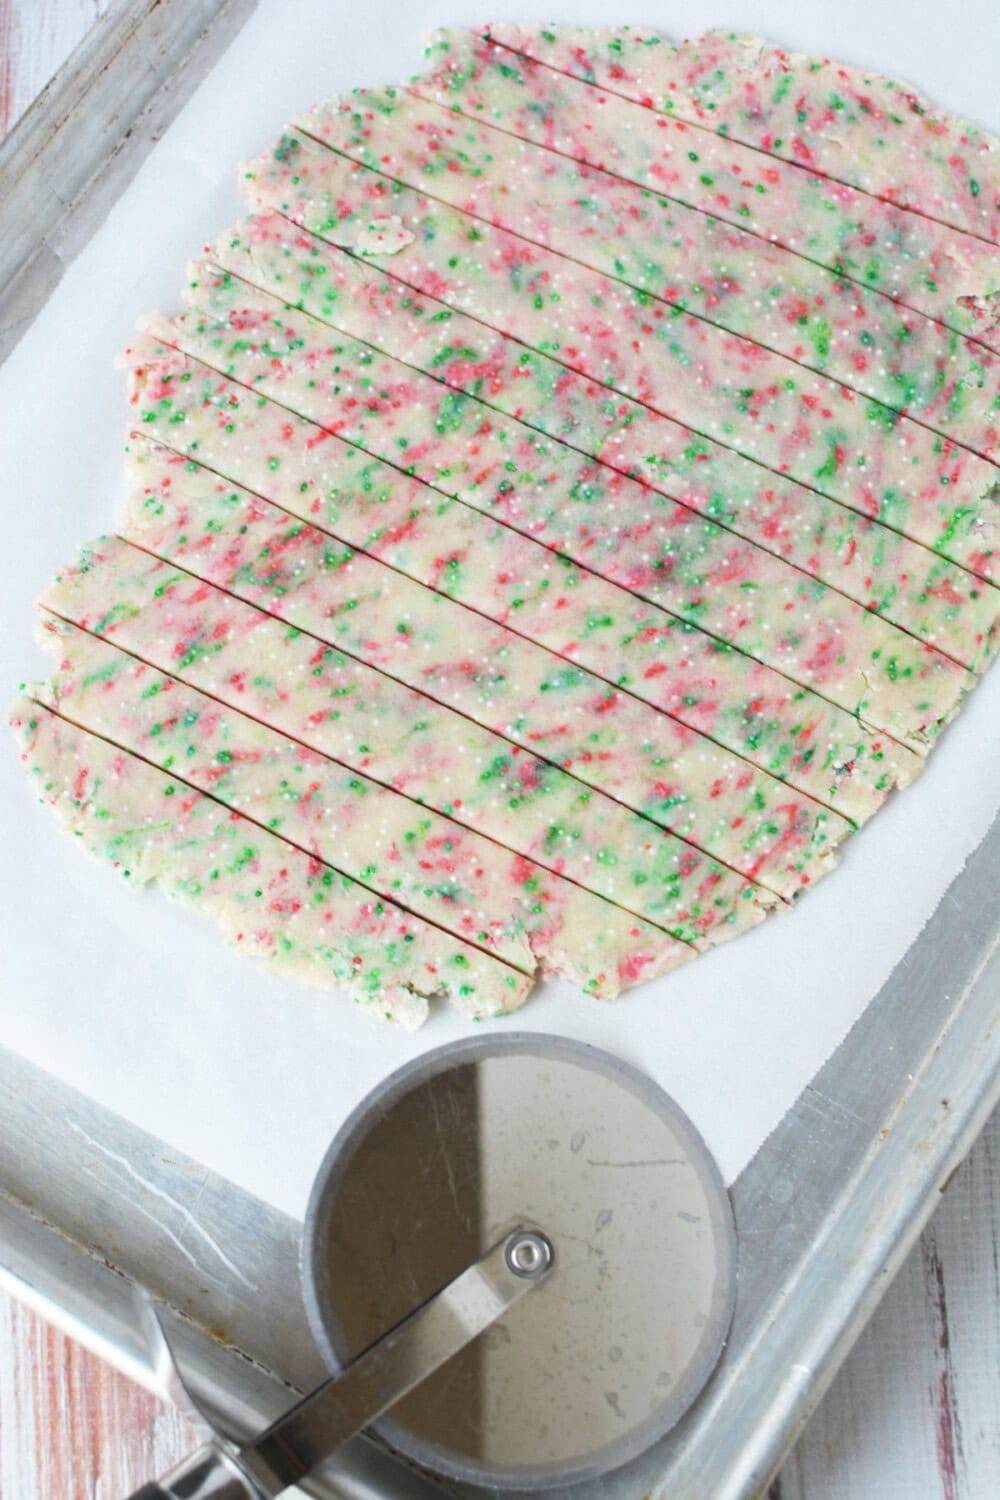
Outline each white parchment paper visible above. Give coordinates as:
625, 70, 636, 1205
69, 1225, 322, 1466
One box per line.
2, 0, 1000, 1218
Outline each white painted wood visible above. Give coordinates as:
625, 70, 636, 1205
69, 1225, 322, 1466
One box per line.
772, 1106, 1000, 1500
0, 0, 112, 137
0, 1290, 192, 1498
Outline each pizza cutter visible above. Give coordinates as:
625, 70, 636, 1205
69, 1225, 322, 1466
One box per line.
126, 1034, 736, 1497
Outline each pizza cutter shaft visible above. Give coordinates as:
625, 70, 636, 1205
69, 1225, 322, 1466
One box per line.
125, 1227, 554, 1500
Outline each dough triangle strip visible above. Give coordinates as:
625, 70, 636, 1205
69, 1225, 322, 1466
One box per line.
135, 282, 973, 749
211, 210, 1000, 667
32, 615, 716, 979
295, 84, 1000, 461
44, 535, 791, 914
241, 142, 1000, 587
480, 25, 1000, 247
12, 696, 534, 1023
418, 31, 1000, 353
125, 338, 921, 818
119, 436, 847, 894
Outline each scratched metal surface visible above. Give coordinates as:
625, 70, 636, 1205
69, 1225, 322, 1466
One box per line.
1, 4, 999, 1499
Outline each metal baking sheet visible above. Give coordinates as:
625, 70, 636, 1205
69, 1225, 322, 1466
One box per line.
3, 813, 998, 1500
2, 2, 1000, 1496
7, 0, 1000, 1220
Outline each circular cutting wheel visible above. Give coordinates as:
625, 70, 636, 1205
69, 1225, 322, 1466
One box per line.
302, 1035, 737, 1489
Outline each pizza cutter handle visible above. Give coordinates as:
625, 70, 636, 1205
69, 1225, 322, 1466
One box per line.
123, 1442, 259, 1498
123, 1227, 554, 1499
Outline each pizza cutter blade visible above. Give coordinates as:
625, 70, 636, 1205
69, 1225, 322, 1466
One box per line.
126, 1034, 735, 1496
303, 1033, 737, 1489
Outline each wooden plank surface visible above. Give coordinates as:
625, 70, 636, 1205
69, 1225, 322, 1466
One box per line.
0, 1293, 193, 1496
771, 1105, 1000, 1500
0, 0, 111, 137
1, 5, 998, 1497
